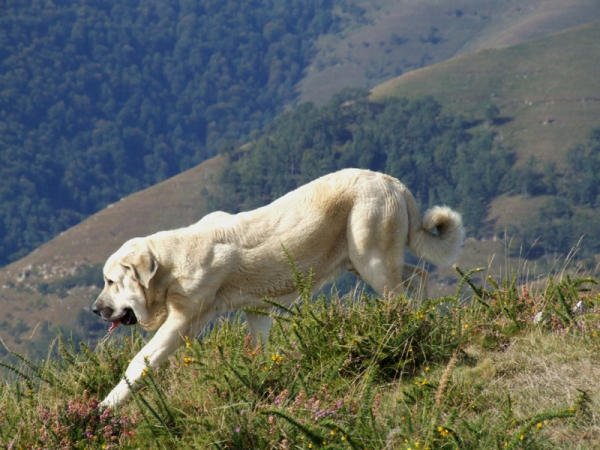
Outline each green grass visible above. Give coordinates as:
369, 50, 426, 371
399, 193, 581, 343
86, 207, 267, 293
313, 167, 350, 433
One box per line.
2, 263, 600, 449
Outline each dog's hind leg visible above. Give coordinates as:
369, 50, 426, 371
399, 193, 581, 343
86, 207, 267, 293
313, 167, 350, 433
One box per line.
349, 260, 426, 304
246, 310, 272, 348
347, 194, 429, 301
350, 251, 405, 297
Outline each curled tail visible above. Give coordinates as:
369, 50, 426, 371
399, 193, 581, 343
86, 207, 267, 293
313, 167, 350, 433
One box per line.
402, 188, 465, 267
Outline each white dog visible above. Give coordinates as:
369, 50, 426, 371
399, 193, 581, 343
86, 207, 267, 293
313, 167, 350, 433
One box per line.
92, 168, 464, 408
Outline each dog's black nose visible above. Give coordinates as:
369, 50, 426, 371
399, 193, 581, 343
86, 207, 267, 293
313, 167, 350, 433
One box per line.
92, 304, 102, 316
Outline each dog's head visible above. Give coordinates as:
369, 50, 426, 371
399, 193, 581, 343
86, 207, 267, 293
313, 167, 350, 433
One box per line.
92, 238, 165, 332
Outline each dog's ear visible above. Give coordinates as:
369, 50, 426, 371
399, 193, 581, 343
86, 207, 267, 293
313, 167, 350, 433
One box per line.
122, 248, 158, 289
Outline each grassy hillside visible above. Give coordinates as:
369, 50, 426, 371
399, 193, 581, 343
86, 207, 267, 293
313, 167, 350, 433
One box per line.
298, 0, 600, 105
371, 21, 600, 167
2, 267, 599, 448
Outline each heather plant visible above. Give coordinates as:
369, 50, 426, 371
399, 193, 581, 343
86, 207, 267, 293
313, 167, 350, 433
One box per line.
0, 263, 598, 448
0, 334, 143, 447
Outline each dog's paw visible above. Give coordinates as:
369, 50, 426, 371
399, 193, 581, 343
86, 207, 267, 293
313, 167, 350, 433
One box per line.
98, 399, 112, 410
99, 381, 132, 410
98, 394, 120, 410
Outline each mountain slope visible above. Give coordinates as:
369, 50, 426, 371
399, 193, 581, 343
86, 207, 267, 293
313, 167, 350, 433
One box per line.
0, 0, 339, 266
372, 20, 600, 167
2, 0, 599, 269
298, 0, 600, 105
0, 155, 226, 357
4, 156, 226, 273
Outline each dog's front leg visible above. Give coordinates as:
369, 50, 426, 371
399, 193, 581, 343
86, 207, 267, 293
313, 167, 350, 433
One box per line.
100, 313, 191, 409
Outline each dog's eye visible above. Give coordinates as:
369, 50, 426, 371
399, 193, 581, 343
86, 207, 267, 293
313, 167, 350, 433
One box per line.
107, 279, 114, 286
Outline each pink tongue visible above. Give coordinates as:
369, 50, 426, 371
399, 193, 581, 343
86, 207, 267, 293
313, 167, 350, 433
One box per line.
109, 321, 120, 332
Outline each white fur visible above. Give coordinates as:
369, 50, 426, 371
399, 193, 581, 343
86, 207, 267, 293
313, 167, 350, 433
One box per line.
92, 168, 464, 408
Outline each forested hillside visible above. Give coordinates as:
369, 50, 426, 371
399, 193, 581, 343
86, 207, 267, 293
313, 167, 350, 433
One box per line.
211, 89, 514, 236
0, 0, 358, 266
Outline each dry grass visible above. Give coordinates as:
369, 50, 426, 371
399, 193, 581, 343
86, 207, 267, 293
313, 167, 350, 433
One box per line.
459, 330, 600, 447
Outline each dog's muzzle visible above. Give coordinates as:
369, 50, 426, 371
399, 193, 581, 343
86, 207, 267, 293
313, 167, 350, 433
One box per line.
92, 304, 138, 327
